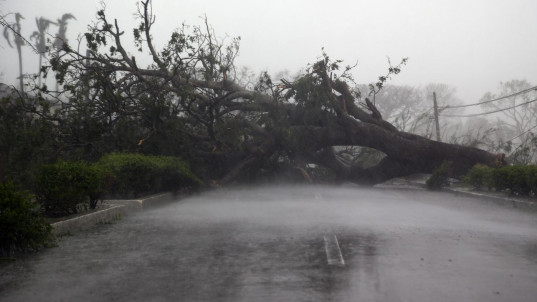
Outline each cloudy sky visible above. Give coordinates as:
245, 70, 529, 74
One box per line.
1, 0, 536, 104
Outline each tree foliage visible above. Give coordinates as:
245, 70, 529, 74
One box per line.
20, 0, 501, 185
464, 164, 537, 197
96, 153, 201, 197
0, 92, 57, 188
35, 160, 106, 216
0, 182, 53, 257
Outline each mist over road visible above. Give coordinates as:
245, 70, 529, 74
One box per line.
2, 185, 537, 301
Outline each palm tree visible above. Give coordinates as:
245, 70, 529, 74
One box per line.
31, 17, 56, 87
52, 13, 76, 91
52, 13, 75, 50
2, 13, 25, 91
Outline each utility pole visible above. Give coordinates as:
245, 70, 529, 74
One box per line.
433, 92, 441, 142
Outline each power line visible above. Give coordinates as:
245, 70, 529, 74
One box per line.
506, 124, 537, 143
442, 86, 537, 109
441, 97, 537, 118
509, 125, 537, 155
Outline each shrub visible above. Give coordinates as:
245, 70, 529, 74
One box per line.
0, 182, 53, 257
463, 164, 492, 190
464, 164, 537, 197
85, 164, 109, 209
506, 166, 528, 195
36, 161, 106, 216
151, 155, 203, 192
96, 153, 157, 197
426, 161, 453, 190
96, 153, 202, 197
492, 165, 532, 196
525, 165, 537, 195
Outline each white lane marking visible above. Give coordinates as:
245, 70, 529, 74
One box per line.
324, 235, 345, 266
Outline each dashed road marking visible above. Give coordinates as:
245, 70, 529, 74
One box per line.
324, 235, 345, 266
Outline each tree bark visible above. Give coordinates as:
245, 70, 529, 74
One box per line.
49, 4, 503, 186
293, 119, 498, 185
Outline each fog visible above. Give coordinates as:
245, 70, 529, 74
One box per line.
2, 185, 537, 301
175, 184, 537, 235
3, 1, 537, 297
1, 0, 537, 103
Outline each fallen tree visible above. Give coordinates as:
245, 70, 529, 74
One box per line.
40, 1, 503, 185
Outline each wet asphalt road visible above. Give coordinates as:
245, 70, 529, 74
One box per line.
1, 185, 537, 301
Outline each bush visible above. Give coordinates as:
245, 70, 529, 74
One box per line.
426, 161, 453, 190
36, 161, 107, 216
153, 156, 203, 191
463, 164, 493, 190
0, 182, 53, 257
494, 166, 528, 195
33, 154, 201, 216
464, 164, 537, 197
85, 164, 109, 209
96, 153, 202, 197
96, 153, 155, 197
525, 165, 537, 195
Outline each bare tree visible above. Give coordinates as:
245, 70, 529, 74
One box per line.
479, 80, 537, 163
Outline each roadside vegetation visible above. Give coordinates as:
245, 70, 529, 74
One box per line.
463, 164, 537, 197
0, 182, 53, 257
424, 162, 537, 198
2, 0, 537, 258
1, 152, 200, 258
34, 153, 201, 217
95, 153, 202, 198
425, 161, 453, 190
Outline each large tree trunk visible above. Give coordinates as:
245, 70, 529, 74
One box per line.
161, 59, 504, 185
289, 118, 499, 185
51, 3, 503, 186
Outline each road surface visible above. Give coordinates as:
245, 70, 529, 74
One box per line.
1, 185, 537, 301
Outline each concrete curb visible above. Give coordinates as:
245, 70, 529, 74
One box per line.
378, 182, 537, 211
376, 173, 537, 211
445, 188, 537, 211
51, 192, 178, 236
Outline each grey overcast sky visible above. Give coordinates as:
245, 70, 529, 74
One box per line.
1, 0, 536, 103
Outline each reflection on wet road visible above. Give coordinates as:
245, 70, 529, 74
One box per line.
1, 185, 537, 301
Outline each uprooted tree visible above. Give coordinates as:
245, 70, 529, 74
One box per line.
38, 1, 504, 185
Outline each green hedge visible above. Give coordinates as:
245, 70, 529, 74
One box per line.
96, 153, 202, 198
464, 164, 537, 196
150, 155, 203, 192
35, 161, 107, 216
426, 161, 453, 190
34, 154, 202, 216
0, 182, 53, 257
463, 164, 493, 190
